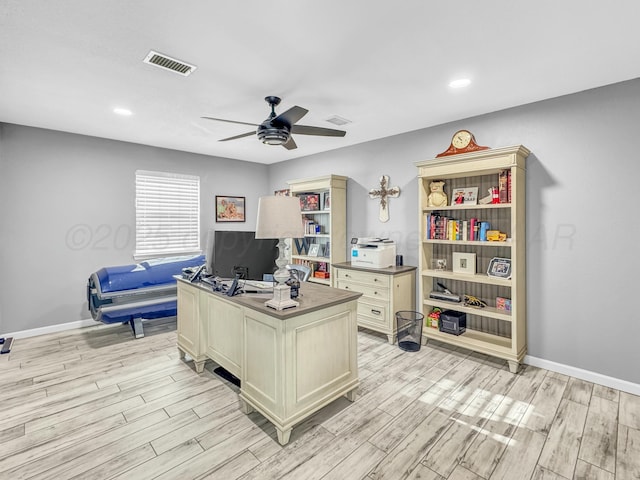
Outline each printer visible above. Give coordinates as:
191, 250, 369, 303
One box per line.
350, 238, 396, 269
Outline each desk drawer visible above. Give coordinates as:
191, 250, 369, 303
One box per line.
335, 269, 391, 288
335, 280, 389, 301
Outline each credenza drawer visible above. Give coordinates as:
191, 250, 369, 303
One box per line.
335, 269, 391, 288
357, 300, 389, 329
335, 280, 390, 301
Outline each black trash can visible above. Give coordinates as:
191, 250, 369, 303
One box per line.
396, 310, 425, 352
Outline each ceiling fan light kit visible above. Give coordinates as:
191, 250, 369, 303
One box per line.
257, 126, 290, 145
202, 96, 346, 150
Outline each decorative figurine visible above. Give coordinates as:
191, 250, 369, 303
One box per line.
427, 181, 447, 207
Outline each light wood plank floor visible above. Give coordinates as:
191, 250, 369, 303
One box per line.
1, 319, 639, 480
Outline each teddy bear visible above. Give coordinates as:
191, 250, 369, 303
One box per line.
427, 180, 447, 207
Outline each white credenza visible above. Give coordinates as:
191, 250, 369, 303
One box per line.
333, 262, 416, 344
176, 278, 361, 445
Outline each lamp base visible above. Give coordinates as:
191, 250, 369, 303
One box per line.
265, 284, 299, 311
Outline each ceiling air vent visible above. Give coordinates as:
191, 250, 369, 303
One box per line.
143, 50, 197, 76
325, 115, 352, 126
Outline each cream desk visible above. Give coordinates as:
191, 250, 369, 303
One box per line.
333, 262, 416, 344
176, 278, 361, 445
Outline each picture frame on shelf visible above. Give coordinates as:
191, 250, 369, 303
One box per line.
451, 186, 479, 205
452, 252, 476, 275
299, 193, 321, 211
323, 241, 330, 258
487, 257, 512, 279
323, 192, 331, 210
431, 258, 447, 271
308, 244, 320, 257
274, 188, 290, 196
215, 196, 245, 222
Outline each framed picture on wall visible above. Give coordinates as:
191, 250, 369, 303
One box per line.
274, 189, 290, 196
216, 196, 246, 222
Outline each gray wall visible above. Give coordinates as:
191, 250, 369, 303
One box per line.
269, 78, 640, 384
0, 124, 270, 333
1, 78, 639, 384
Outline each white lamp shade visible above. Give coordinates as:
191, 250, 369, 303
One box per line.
255, 196, 304, 239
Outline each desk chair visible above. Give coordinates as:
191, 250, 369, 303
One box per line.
286, 264, 311, 282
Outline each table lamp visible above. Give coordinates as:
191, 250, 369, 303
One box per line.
255, 195, 304, 310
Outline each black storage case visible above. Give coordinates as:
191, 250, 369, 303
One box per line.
439, 310, 467, 335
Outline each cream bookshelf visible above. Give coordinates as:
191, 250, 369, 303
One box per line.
415, 145, 529, 373
288, 174, 347, 286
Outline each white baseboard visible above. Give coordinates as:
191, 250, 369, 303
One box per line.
524, 355, 640, 396
2, 318, 99, 340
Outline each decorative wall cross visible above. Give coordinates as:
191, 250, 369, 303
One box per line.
369, 175, 400, 223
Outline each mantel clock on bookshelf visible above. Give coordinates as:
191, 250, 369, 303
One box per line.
416, 144, 530, 373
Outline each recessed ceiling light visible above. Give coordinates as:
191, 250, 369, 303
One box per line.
113, 107, 133, 116
449, 78, 471, 89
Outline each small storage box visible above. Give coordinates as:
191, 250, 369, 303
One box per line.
439, 310, 466, 335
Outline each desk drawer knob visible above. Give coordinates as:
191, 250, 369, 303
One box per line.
371, 309, 381, 315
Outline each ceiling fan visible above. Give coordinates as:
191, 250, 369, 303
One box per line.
201, 96, 347, 150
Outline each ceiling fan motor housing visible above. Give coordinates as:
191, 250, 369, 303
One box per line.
257, 122, 290, 145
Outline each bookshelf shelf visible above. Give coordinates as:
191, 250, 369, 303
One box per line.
420, 269, 512, 287
422, 239, 513, 247
416, 145, 529, 373
422, 203, 511, 213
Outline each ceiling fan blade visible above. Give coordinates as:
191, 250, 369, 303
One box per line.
282, 136, 298, 150
291, 124, 346, 137
274, 106, 308, 126
219, 131, 256, 142
201, 116, 259, 127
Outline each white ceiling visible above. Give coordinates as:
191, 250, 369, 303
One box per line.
1, 1, 639, 165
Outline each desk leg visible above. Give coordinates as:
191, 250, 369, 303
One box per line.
239, 398, 254, 415
177, 348, 186, 360
194, 360, 206, 373
386, 334, 396, 344
276, 428, 292, 446
345, 388, 357, 402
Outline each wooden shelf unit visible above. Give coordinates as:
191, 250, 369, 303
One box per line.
415, 145, 530, 373
288, 174, 347, 287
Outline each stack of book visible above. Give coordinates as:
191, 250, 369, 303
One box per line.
425, 214, 490, 241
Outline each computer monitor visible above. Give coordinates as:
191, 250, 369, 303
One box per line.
206, 230, 278, 281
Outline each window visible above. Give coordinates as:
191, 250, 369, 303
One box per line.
135, 170, 200, 259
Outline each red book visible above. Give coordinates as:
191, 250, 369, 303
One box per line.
499, 170, 509, 203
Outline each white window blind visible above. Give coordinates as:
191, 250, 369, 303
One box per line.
135, 170, 200, 259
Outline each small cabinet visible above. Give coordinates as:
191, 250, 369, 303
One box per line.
333, 262, 416, 344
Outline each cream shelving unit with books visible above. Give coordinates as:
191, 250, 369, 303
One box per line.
288, 174, 347, 286
416, 145, 529, 373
